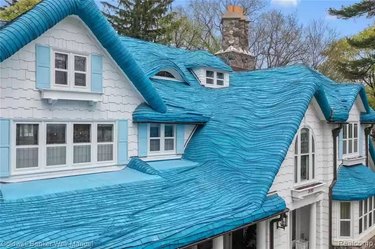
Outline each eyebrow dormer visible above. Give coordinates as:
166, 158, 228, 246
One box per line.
152, 69, 183, 82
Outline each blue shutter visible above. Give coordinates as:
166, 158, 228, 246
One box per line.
0, 119, 10, 177
35, 45, 50, 90
359, 126, 365, 157
338, 130, 343, 160
138, 123, 148, 157
117, 120, 128, 165
91, 54, 103, 93
176, 124, 185, 154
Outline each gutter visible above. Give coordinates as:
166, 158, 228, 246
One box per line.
179, 208, 289, 249
365, 124, 374, 166
329, 124, 343, 249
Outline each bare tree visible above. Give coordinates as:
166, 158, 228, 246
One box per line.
303, 19, 337, 69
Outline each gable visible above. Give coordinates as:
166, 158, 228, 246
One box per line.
0, 0, 166, 113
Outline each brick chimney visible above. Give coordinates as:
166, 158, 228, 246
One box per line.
216, 6, 256, 71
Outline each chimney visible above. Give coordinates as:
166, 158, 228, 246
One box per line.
216, 5, 256, 71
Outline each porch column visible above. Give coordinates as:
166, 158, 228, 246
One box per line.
309, 202, 317, 249
213, 235, 224, 249
256, 221, 268, 249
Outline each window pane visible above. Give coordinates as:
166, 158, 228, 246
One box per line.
217, 72, 224, 79
354, 139, 358, 153
55, 71, 68, 85
206, 78, 214, 84
349, 124, 353, 139
165, 125, 174, 137
312, 136, 315, 152
97, 124, 113, 142
16, 124, 38, 145
16, 148, 38, 168
74, 73, 86, 86
360, 201, 363, 216
74, 56, 86, 72
312, 154, 315, 179
370, 213, 373, 227
150, 124, 160, 138
340, 221, 351, 237
98, 144, 113, 161
343, 140, 347, 154
73, 124, 91, 143
73, 145, 91, 163
217, 80, 224, 86
165, 139, 174, 151
294, 156, 298, 183
349, 140, 353, 154
206, 71, 214, 78
354, 124, 358, 138
300, 128, 309, 154
295, 135, 299, 154
47, 124, 66, 144
343, 125, 347, 139
47, 147, 66, 166
150, 139, 160, 152
55, 53, 67, 69
341, 202, 351, 219
360, 218, 363, 234
301, 155, 309, 181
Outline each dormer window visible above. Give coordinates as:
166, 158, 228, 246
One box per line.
53, 50, 90, 90
193, 68, 229, 88
152, 69, 183, 82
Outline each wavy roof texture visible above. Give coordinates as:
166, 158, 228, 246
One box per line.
0, 0, 166, 112
1, 0, 375, 248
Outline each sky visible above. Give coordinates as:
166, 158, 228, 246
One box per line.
0, 0, 372, 38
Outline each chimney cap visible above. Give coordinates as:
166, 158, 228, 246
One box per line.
222, 5, 248, 21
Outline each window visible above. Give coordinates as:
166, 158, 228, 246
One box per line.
13, 122, 116, 173
205, 70, 226, 86
16, 124, 39, 169
97, 124, 114, 162
359, 197, 375, 234
155, 71, 176, 79
340, 202, 351, 237
46, 124, 66, 166
53, 51, 89, 89
294, 128, 315, 183
343, 123, 359, 156
149, 124, 175, 154
73, 124, 91, 164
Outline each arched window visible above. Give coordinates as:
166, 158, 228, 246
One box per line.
294, 127, 315, 183
155, 71, 176, 79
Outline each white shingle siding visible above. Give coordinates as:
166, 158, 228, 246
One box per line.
0, 16, 143, 173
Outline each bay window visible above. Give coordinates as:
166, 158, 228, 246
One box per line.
13, 122, 116, 173
359, 197, 375, 234
53, 51, 89, 89
343, 123, 359, 156
294, 127, 315, 183
149, 124, 175, 154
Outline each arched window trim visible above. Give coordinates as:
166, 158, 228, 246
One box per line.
294, 127, 316, 184
152, 69, 183, 82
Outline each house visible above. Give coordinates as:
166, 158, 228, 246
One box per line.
1, 0, 375, 248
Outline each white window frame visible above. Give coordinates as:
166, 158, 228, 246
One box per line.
339, 202, 352, 238
46, 123, 67, 167
148, 124, 176, 156
205, 70, 225, 87
97, 123, 115, 162
294, 127, 315, 184
11, 121, 116, 175
359, 197, 375, 235
342, 122, 359, 157
52, 50, 91, 91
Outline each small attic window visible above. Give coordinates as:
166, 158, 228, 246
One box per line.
152, 69, 183, 82
155, 71, 175, 79
202, 70, 228, 88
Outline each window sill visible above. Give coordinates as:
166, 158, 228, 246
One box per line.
342, 156, 366, 166
291, 181, 325, 201
40, 89, 102, 105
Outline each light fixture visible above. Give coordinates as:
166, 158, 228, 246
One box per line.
277, 213, 288, 230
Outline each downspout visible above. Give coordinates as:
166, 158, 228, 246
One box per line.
269, 213, 288, 249
365, 125, 374, 166
329, 124, 343, 249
